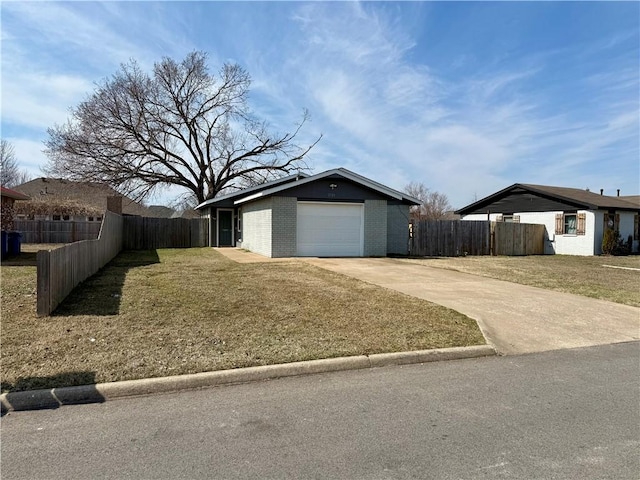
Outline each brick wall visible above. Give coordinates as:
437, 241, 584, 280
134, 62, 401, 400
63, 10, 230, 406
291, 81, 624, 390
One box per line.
364, 199, 387, 256
387, 204, 410, 255
271, 196, 297, 257
241, 197, 272, 257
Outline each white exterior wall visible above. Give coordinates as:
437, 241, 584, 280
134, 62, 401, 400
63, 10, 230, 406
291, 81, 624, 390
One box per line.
462, 211, 597, 256
241, 197, 273, 257
519, 211, 595, 256
462, 213, 501, 222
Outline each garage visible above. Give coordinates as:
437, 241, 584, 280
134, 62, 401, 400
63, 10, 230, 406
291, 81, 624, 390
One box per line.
195, 167, 420, 258
296, 202, 363, 257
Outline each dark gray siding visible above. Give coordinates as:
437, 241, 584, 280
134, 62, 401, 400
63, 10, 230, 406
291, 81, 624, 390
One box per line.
464, 191, 586, 215
280, 178, 388, 202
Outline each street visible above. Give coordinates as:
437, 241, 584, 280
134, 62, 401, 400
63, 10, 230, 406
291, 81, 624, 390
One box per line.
2, 342, 639, 479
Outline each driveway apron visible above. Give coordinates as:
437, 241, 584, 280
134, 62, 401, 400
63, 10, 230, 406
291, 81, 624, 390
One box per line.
303, 257, 640, 355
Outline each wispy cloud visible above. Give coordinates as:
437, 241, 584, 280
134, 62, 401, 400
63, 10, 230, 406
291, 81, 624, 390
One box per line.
261, 2, 639, 206
1, 1, 197, 173
1, 2, 637, 205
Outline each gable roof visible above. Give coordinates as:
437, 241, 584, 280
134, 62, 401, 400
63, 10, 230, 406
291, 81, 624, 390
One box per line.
195, 173, 309, 210
456, 183, 640, 215
1, 186, 30, 201
619, 195, 640, 208
147, 205, 176, 218
234, 168, 420, 206
196, 168, 420, 209
13, 178, 154, 217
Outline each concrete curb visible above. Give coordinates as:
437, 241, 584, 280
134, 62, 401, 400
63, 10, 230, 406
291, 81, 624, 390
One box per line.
1, 345, 496, 413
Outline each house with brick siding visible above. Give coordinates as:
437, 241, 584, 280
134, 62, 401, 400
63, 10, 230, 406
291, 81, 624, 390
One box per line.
456, 184, 640, 255
1, 186, 30, 230
12, 178, 155, 221
195, 168, 420, 258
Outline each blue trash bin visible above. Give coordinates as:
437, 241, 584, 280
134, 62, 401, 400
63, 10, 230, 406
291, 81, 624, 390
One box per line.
0, 231, 7, 259
8, 231, 22, 257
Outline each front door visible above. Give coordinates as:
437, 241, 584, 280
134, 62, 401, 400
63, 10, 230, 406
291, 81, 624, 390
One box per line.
218, 210, 233, 246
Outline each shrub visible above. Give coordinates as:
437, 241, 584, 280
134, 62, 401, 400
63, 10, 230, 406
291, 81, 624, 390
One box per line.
602, 228, 619, 255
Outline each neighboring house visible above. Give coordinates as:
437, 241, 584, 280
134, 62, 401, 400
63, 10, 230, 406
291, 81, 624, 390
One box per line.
146, 205, 199, 219
1, 186, 30, 230
170, 208, 199, 219
13, 178, 154, 220
456, 183, 640, 255
195, 168, 420, 257
147, 205, 176, 218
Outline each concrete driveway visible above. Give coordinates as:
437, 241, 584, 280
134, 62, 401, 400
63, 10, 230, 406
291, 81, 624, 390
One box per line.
303, 257, 640, 355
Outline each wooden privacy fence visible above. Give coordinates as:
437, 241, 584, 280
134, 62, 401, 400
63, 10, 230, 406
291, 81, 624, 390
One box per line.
14, 220, 101, 243
410, 220, 546, 257
123, 217, 209, 250
492, 222, 546, 256
410, 220, 491, 256
37, 211, 123, 316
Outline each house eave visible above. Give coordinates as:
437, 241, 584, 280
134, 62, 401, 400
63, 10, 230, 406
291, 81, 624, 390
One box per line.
234, 168, 419, 205
455, 183, 640, 215
0, 187, 30, 201
194, 172, 310, 211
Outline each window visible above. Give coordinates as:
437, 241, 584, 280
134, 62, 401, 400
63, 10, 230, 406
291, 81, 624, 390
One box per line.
604, 212, 620, 232
555, 212, 586, 236
634, 214, 639, 241
52, 214, 61, 221
497, 214, 519, 223
564, 214, 577, 235
62, 214, 70, 221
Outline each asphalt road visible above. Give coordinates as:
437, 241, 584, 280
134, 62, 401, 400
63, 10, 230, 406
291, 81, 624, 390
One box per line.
2, 342, 639, 479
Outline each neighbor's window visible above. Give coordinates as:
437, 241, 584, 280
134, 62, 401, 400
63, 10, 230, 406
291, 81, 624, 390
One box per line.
564, 214, 577, 235
62, 214, 70, 221
52, 214, 61, 221
555, 212, 586, 236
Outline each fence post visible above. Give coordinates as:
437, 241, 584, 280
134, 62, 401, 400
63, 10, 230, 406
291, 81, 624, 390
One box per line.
490, 221, 495, 256
36, 250, 51, 317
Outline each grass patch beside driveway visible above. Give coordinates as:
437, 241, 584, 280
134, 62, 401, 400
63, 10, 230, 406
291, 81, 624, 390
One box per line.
400, 255, 640, 307
1, 248, 484, 392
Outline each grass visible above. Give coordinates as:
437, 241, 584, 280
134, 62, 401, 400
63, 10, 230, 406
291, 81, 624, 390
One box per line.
1, 246, 484, 392
400, 255, 640, 307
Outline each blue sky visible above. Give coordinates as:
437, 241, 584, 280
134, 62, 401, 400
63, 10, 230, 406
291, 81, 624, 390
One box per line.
2, 1, 638, 208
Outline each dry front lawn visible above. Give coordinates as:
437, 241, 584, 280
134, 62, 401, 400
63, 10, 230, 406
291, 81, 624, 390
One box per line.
1, 247, 484, 392
400, 255, 640, 307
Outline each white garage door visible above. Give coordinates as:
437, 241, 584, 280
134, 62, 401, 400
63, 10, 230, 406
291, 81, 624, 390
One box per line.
297, 202, 364, 257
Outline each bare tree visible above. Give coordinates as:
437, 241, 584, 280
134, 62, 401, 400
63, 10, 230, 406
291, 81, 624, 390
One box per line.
0, 139, 19, 187
13, 169, 32, 187
45, 51, 321, 204
405, 181, 455, 221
